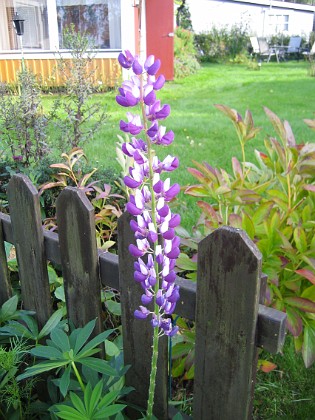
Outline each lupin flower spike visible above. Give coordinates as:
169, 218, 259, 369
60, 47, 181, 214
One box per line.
116, 50, 180, 338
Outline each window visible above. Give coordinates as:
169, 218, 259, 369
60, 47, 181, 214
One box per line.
56, 0, 121, 49
269, 14, 289, 34
0, 1, 49, 50
0, 0, 121, 52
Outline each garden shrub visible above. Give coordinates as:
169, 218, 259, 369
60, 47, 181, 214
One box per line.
194, 24, 250, 62
174, 27, 200, 78
0, 67, 49, 165
50, 25, 106, 150
181, 106, 315, 368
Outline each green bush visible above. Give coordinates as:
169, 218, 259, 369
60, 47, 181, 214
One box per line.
174, 27, 200, 78
194, 25, 249, 62
182, 106, 315, 368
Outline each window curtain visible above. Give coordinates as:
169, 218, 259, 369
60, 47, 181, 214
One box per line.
0, 1, 13, 50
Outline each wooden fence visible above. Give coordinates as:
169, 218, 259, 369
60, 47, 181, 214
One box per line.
0, 174, 287, 420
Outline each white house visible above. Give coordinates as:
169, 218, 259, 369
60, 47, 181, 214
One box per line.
187, 0, 315, 39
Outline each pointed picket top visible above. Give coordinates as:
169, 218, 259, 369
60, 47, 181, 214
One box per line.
194, 226, 262, 420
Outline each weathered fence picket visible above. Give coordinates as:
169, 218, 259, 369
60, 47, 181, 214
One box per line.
0, 220, 11, 304
7, 174, 52, 328
0, 174, 287, 419
56, 187, 103, 337
194, 226, 262, 419
118, 213, 169, 419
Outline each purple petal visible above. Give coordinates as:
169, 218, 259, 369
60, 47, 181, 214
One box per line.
124, 175, 142, 189
144, 89, 156, 106
164, 271, 176, 283
134, 271, 147, 282
163, 228, 175, 240
141, 294, 153, 305
166, 247, 180, 259
129, 244, 144, 257
147, 122, 158, 138
134, 308, 149, 319
132, 59, 143, 75
155, 104, 170, 120
147, 59, 161, 75
160, 130, 174, 145
153, 75, 165, 90
165, 183, 180, 200
169, 214, 181, 228
126, 202, 143, 216
157, 204, 169, 217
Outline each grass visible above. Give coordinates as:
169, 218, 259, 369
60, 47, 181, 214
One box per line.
43, 60, 315, 229
254, 337, 315, 419
42, 60, 315, 417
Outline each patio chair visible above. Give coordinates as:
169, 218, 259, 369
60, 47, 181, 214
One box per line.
285, 36, 302, 59
302, 42, 315, 60
250, 37, 279, 63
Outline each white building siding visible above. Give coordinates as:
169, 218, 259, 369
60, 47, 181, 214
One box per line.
187, 0, 315, 38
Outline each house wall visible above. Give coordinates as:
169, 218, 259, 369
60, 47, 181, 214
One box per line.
187, 0, 315, 39
0, 0, 138, 86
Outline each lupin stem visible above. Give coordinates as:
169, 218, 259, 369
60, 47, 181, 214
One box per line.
146, 325, 160, 418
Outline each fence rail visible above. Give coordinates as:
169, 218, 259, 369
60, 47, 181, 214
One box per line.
0, 174, 287, 419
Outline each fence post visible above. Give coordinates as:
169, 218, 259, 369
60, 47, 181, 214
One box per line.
56, 187, 103, 336
193, 226, 262, 420
118, 213, 168, 419
0, 220, 11, 305
7, 174, 52, 328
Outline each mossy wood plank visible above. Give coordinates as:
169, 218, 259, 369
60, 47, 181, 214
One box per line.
7, 174, 52, 328
56, 187, 102, 336
0, 221, 11, 305
118, 213, 168, 419
193, 226, 262, 420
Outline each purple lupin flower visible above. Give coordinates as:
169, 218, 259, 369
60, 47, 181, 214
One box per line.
116, 50, 180, 337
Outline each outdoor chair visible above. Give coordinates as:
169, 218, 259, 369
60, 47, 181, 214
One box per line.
284, 36, 302, 59
250, 37, 279, 63
302, 42, 315, 60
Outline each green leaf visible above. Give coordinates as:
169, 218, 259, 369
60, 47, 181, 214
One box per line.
97, 389, 120, 409
0, 319, 35, 340
38, 307, 65, 340
78, 329, 115, 358
284, 297, 315, 313
30, 345, 63, 359
70, 391, 87, 415
301, 285, 315, 301
176, 253, 197, 272
80, 357, 118, 376
285, 307, 303, 337
105, 300, 121, 316
294, 227, 307, 254
50, 328, 71, 352
73, 319, 96, 355
86, 381, 103, 415
17, 360, 69, 381
296, 269, 315, 285
171, 342, 193, 359
55, 285, 65, 302
242, 212, 255, 240
105, 340, 120, 357
0, 295, 18, 323
54, 405, 85, 420
94, 404, 126, 419
185, 185, 209, 197
59, 364, 71, 397
302, 325, 315, 368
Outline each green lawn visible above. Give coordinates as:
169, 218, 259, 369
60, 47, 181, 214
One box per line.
73, 60, 315, 229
